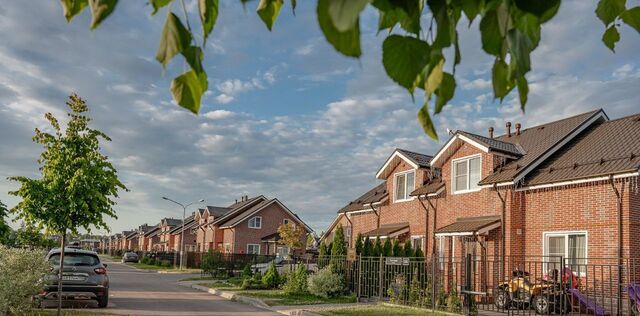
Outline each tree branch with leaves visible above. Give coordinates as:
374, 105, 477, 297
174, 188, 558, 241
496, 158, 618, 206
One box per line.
59, 0, 639, 138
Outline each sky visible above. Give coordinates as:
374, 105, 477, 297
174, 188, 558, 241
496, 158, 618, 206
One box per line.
0, 1, 639, 236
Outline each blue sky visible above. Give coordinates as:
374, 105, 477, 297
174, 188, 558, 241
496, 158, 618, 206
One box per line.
0, 1, 639, 235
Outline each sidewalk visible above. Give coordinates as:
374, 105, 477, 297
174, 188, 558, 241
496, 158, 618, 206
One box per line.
177, 281, 371, 316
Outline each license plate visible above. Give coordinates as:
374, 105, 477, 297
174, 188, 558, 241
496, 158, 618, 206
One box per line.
62, 276, 85, 281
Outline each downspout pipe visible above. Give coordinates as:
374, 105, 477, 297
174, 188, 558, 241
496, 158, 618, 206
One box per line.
344, 213, 354, 248
609, 175, 623, 315
369, 204, 380, 229
494, 184, 506, 280
417, 196, 430, 253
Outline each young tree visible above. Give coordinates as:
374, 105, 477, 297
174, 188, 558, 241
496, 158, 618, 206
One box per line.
0, 201, 10, 245
363, 237, 372, 257
393, 239, 403, 257
9, 94, 127, 314
16, 223, 56, 249
331, 225, 346, 257
415, 244, 424, 258
373, 237, 383, 257
318, 241, 328, 257
57, 1, 640, 138
404, 239, 414, 257
277, 222, 305, 254
382, 238, 393, 257
354, 233, 363, 255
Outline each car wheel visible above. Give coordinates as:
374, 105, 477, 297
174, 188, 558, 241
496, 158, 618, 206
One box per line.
534, 295, 550, 315
97, 290, 109, 308
495, 288, 510, 310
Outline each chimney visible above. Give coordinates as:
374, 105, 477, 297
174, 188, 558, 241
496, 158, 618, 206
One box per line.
506, 122, 512, 137
488, 126, 494, 139
235, 199, 238, 203
245, 195, 248, 201
515, 123, 521, 136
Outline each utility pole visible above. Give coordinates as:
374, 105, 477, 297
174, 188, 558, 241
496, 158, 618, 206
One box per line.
162, 197, 204, 270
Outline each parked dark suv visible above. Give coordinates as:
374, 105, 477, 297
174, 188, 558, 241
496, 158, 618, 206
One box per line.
121, 252, 139, 263
42, 248, 109, 308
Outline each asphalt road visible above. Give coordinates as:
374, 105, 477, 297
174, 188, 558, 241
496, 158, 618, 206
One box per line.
46, 257, 279, 315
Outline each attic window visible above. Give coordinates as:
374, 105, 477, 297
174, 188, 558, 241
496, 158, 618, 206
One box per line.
452, 155, 481, 194
394, 170, 415, 202
248, 216, 262, 229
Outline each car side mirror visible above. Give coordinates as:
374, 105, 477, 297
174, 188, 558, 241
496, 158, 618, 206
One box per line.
103, 264, 108, 268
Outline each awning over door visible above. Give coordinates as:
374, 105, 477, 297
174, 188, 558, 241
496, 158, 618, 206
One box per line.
363, 222, 410, 238
435, 215, 501, 237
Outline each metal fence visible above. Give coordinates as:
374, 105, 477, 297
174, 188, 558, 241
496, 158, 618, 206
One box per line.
317, 255, 640, 315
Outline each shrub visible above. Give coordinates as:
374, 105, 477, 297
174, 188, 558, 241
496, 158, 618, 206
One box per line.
140, 257, 149, 264
154, 259, 163, 266
242, 264, 253, 279
283, 264, 308, 295
262, 261, 280, 289
0, 246, 49, 314
382, 238, 392, 257
307, 266, 344, 298
447, 284, 461, 313
392, 239, 403, 257
201, 249, 226, 278
242, 271, 266, 290
162, 260, 172, 268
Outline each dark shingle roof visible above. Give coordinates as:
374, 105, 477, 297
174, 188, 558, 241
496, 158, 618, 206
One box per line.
524, 114, 640, 186
339, 182, 388, 213
397, 149, 432, 167
410, 179, 445, 196
458, 131, 524, 156
169, 215, 196, 234
436, 216, 501, 234
479, 110, 603, 185
212, 195, 268, 225
219, 200, 273, 227
205, 206, 232, 217
363, 222, 410, 237
163, 218, 182, 227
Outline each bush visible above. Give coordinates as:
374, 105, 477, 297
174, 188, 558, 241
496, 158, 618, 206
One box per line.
242, 271, 266, 290
154, 259, 163, 266
140, 257, 149, 264
307, 265, 344, 298
0, 246, 49, 314
262, 261, 280, 289
283, 264, 308, 295
162, 260, 172, 268
201, 249, 226, 278
242, 264, 253, 279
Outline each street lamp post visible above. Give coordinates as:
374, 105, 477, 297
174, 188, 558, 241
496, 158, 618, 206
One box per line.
162, 197, 204, 270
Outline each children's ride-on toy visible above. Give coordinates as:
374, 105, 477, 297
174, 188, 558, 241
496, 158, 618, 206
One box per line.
495, 269, 569, 314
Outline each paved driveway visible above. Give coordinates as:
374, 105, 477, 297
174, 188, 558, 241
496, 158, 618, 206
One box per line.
48, 257, 279, 315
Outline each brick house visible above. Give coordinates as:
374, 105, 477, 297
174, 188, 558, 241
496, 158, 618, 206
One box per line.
323, 109, 640, 267
135, 224, 153, 251
156, 218, 182, 252
195, 195, 312, 256
124, 231, 138, 251
169, 213, 198, 252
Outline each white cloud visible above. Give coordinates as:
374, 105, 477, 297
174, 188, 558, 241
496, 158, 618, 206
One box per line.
203, 110, 235, 120
460, 78, 491, 90
214, 69, 279, 103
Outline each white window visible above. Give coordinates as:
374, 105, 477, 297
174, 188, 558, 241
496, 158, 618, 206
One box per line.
452, 155, 481, 193
411, 236, 425, 251
248, 216, 262, 229
438, 237, 445, 269
247, 244, 261, 254
543, 232, 587, 274
277, 246, 289, 257
394, 170, 415, 202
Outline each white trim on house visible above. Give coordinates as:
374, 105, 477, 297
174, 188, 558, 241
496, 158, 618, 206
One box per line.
221, 199, 313, 232
512, 111, 607, 185
375, 150, 420, 179
393, 169, 416, 203
542, 230, 588, 276
344, 208, 376, 215
451, 154, 482, 194
431, 133, 489, 168
515, 171, 640, 191
248, 216, 262, 229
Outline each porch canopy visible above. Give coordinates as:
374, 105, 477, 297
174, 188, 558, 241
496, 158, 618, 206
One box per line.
261, 232, 281, 243
363, 222, 410, 238
435, 215, 501, 237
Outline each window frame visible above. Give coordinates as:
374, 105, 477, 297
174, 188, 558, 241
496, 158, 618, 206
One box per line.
542, 231, 588, 276
248, 216, 262, 229
411, 235, 425, 252
247, 244, 261, 254
451, 154, 482, 194
393, 170, 416, 202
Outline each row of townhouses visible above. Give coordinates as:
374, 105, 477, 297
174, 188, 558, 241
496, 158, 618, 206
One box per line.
102, 195, 312, 256
322, 109, 640, 265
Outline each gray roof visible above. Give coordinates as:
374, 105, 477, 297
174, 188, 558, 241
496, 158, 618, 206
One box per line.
205, 206, 232, 217
339, 182, 388, 213
458, 131, 524, 156
397, 148, 432, 167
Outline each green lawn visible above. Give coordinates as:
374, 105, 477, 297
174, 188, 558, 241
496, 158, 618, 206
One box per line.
315, 305, 447, 316
197, 276, 244, 289
180, 276, 217, 281
236, 290, 357, 306
126, 262, 200, 273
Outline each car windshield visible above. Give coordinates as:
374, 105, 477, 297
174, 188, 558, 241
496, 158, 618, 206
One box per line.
48, 253, 100, 267
124, 252, 136, 256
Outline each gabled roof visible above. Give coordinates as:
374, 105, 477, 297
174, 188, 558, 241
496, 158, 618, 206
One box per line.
169, 215, 197, 234
410, 179, 445, 197
523, 113, 640, 186
457, 131, 525, 156
205, 206, 232, 217
144, 225, 160, 237
125, 231, 138, 239
161, 218, 182, 227
339, 182, 388, 213
212, 195, 267, 225
375, 148, 432, 179
219, 198, 313, 233
479, 109, 607, 185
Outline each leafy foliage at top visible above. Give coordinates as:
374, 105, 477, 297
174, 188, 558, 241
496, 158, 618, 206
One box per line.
0, 201, 9, 244
331, 224, 346, 256
59, 0, 639, 138
277, 222, 305, 251
8, 94, 127, 235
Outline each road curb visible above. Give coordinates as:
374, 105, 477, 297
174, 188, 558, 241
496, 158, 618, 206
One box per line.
178, 282, 323, 316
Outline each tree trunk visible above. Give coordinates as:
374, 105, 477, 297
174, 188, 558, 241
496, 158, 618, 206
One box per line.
57, 230, 66, 316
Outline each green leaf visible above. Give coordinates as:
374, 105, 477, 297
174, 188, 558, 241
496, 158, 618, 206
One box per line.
595, 0, 626, 26
417, 103, 438, 139
507, 28, 534, 76
434, 72, 456, 114
515, 13, 541, 47
602, 26, 620, 52
620, 7, 640, 33
182, 46, 205, 74
171, 70, 205, 114
151, 0, 172, 15
428, 0, 452, 49
516, 75, 528, 111
291, 0, 297, 14
199, 0, 219, 42
426, 59, 444, 95
257, 0, 283, 31
373, 0, 422, 34
461, 0, 482, 25
492, 59, 511, 99
156, 13, 192, 67
328, 0, 370, 32
382, 35, 430, 92
89, 0, 118, 30
317, 0, 361, 57
60, 0, 89, 22
514, 0, 560, 23
480, 10, 503, 55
